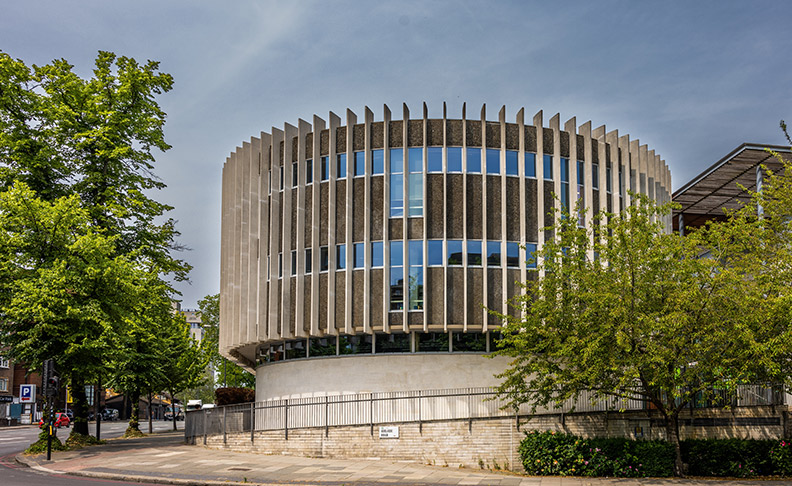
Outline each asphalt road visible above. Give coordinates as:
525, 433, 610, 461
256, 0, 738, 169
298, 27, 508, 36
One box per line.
0, 420, 181, 485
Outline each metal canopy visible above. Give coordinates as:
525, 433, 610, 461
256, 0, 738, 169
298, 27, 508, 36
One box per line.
672, 143, 790, 231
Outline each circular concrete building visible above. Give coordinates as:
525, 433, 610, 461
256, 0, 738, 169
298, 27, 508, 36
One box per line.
219, 103, 671, 401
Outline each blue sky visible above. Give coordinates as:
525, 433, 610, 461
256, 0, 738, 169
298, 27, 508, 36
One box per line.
2, 1, 791, 308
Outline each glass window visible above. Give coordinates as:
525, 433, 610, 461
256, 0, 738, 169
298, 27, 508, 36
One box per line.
561, 158, 569, 182
321, 156, 329, 181
408, 173, 423, 217
427, 240, 443, 266
372, 149, 384, 175
447, 240, 463, 266
427, 147, 442, 173
561, 158, 570, 212
447, 147, 462, 172
606, 163, 613, 193
305, 248, 312, 274
0, 378, 7, 392
467, 240, 483, 266
390, 148, 403, 173
408, 147, 423, 173
354, 151, 365, 176
306, 159, 313, 184
466, 147, 481, 173
525, 153, 536, 178
353, 242, 364, 269
375, 332, 410, 353
390, 173, 403, 217
417, 332, 449, 352
0, 356, 8, 368
291, 250, 297, 276
543, 154, 553, 180
577, 161, 585, 185
525, 243, 538, 269
390, 240, 403, 266
408, 240, 423, 310
310, 337, 337, 357
486, 241, 501, 266
320, 246, 329, 272
340, 334, 373, 354
280, 165, 284, 190
577, 161, 585, 226
336, 244, 346, 270
371, 241, 383, 267
408, 240, 423, 266
506, 242, 519, 268
337, 153, 347, 179
292, 162, 298, 187
592, 163, 599, 189
486, 148, 500, 174
285, 340, 307, 360
390, 241, 404, 310
452, 332, 487, 352
505, 150, 518, 176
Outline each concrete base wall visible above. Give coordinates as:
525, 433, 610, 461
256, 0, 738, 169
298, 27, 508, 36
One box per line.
201, 406, 790, 472
255, 354, 510, 401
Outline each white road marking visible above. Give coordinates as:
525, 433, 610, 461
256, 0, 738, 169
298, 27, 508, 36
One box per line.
153, 451, 188, 457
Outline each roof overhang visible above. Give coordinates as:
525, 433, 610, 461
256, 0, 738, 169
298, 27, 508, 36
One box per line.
672, 143, 790, 231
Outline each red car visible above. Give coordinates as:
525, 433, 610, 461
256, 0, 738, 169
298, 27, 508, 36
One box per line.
38, 412, 70, 428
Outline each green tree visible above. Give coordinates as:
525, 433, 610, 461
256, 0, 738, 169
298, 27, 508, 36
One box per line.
493, 195, 792, 476
198, 294, 255, 390
0, 183, 140, 436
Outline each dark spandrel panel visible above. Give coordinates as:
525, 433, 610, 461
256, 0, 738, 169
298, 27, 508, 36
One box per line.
335, 271, 345, 330
506, 178, 520, 241
388, 311, 402, 327
426, 267, 444, 326
592, 139, 599, 164
542, 128, 554, 154
303, 275, 311, 332
292, 137, 298, 161
353, 178, 364, 242
544, 181, 555, 241
407, 311, 423, 328
285, 339, 306, 359
447, 119, 463, 146
487, 268, 502, 324
310, 337, 336, 357
339, 334, 373, 355
289, 278, 296, 334
427, 119, 444, 146
388, 218, 403, 240
375, 332, 410, 353
291, 191, 297, 250
447, 267, 464, 325
320, 130, 329, 155
466, 175, 482, 239
352, 271, 364, 328
336, 180, 346, 243
305, 132, 313, 155
526, 178, 538, 241
486, 175, 501, 240
417, 332, 448, 352
577, 134, 585, 160
466, 267, 483, 325
407, 119, 423, 146
427, 175, 444, 239
279, 140, 284, 163
593, 190, 600, 215
320, 183, 329, 246
371, 176, 384, 240
278, 192, 283, 249
560, 131, 570, 158
336, 126, 346, 153
525, 125, 537, 153
605, 143, 610, 163
446, 174, 463, 238
388, 120, 403, 147
304, 186, 312, 244
452, 332, 486, 352
370, 268, 383, 327
506, 124, 519, 150
276, 280, 282, 335
353, 124, 365, 151
485, 121, 500, 148
371, 122, 384, 149
319, 273, 328, 331
466, 120, 482, 147
507, 268, 521, 297
407, 217, 423, 240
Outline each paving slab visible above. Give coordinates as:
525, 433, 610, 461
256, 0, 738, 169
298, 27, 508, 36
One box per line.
14, 431, 792, 486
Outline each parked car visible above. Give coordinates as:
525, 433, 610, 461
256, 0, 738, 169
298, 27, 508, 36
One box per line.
63, 410, 74, 421
101, 408, 119, 421
164, 407, 184, 421
38, 412, 70, 429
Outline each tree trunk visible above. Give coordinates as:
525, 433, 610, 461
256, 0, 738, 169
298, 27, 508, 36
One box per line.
127, 389, 141, 433
70, 375, 89, 436
148, 391, 153, 434
666, 413, 685, 477
171, 391, 177, 431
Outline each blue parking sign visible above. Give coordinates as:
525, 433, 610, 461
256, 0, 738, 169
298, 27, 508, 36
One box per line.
20, 384, 35, 403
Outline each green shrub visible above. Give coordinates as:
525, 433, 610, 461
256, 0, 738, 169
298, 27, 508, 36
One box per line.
770, 440, 792, 476
682, 439, 773, 477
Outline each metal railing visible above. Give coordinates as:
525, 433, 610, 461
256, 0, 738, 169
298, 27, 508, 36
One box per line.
184, 384, 787, 442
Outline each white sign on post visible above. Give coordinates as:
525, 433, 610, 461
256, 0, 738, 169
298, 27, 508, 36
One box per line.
20, 384, 35, 403
379, 426, 399, 439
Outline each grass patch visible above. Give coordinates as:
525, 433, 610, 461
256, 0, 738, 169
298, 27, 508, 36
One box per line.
65, 432, 106, 449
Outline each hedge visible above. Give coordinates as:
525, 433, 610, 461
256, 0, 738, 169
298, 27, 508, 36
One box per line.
519, 430, 792, 477
214, 387, 255, 406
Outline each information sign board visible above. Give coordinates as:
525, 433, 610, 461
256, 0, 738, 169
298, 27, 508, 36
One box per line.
20, 384, 35, 403
379, 426, 399, 439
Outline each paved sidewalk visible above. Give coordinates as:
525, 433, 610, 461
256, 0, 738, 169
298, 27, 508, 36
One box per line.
14, 431, 792, 486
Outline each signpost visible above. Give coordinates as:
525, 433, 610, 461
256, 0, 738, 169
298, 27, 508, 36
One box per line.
19, 384, 35, 403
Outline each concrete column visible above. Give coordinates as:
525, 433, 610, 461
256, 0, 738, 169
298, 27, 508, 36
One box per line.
533, 110, 545, 278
